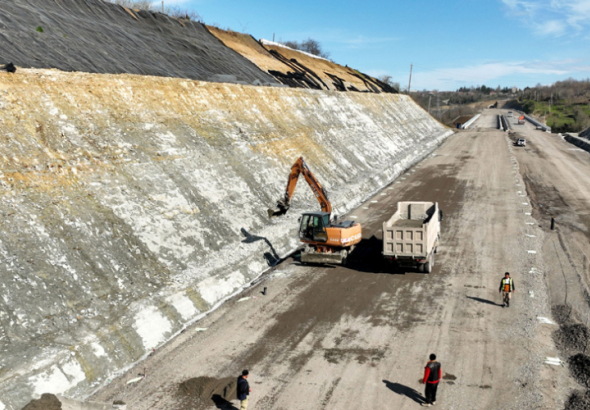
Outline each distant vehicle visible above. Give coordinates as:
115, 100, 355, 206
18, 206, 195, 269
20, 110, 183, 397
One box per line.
518, 115, 525, 125
382, 202, 442, 273
507, 111, 513, 117
516, 138, 526, 146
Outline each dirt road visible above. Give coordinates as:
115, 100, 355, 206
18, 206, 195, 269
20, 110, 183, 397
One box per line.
92, 111, 578, 409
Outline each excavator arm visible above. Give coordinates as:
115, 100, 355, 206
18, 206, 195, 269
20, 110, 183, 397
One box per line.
268, 157, 332, 218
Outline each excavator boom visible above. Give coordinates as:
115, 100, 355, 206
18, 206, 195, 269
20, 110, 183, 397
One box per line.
268, 157, 332, 218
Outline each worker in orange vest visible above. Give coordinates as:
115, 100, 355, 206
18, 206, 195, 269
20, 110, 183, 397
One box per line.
499, 272, 515, 307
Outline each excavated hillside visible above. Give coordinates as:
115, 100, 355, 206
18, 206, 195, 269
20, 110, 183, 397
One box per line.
0, 0, 277, 84
207, 28, 395, 93
0, 68, 451, 409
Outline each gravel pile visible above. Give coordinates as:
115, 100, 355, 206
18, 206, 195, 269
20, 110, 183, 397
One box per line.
178, 376, 237, 408
569, 354, 590, 388
565, 389, 590, 410
554, 324, 590, 354
553, 304, 576, 325
21, 393, 61, 410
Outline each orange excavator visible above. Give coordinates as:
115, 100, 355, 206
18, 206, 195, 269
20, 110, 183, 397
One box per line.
268, 157, 362, 265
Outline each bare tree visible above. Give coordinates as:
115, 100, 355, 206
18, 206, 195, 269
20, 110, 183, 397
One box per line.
378, 75, 400, 92
281, 38, 330, 59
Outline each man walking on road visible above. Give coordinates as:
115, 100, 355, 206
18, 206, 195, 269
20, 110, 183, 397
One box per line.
421, 354, 441, 406
237, 370, 251, 410
499, 272, 515, 307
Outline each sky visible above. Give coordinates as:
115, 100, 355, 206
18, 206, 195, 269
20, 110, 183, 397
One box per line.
157, 0, 590, 91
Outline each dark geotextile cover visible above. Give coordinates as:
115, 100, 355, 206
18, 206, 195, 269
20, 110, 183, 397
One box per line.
0, 0, 278, 84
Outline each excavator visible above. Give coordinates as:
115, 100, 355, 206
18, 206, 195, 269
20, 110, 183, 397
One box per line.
268, 157, 362, 265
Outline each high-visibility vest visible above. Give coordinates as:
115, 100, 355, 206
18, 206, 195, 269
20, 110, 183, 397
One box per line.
502, 278, 512, 292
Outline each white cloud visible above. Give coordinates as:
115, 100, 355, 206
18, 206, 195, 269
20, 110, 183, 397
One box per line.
501, 0, 590, 36
411, 59, 576, 90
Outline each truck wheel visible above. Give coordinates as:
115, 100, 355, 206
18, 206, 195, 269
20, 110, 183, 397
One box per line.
418, 263, 425, 273
425, 254, 434, 274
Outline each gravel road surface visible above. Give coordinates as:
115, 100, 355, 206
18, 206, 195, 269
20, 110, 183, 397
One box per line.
91, 111, 580, 409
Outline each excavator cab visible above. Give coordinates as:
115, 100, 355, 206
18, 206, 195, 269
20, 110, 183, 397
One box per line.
299, 212, 330, 243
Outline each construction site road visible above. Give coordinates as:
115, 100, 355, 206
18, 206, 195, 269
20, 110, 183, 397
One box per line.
91, 110, 579, 410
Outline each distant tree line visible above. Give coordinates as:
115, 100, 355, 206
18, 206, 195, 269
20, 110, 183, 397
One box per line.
518, 78, 590, 132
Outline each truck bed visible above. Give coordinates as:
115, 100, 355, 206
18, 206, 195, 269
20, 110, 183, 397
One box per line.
391, 219, 424, 228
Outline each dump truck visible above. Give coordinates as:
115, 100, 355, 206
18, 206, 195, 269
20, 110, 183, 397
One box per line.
268, 157, 362, 265
382, 201, 442, 273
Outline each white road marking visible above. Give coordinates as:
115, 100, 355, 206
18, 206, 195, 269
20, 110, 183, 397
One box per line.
525, 234, 536, 238
371, 201, 378, 203
526, 222, 535, 225
349, 216, 358, 219
545, 357, 562, 365
527, 250, 537, 254
362, 207, 369, 210
537, 317, 556, 325
522, 203, 529, 205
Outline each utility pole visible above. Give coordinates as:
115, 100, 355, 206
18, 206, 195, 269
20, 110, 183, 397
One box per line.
549, 93, 553, 113
272, 33, 275, 42
162, 1, 164, 13
407, 63, 413, 94
428, 94, 432, 114
436, 93, 440, 119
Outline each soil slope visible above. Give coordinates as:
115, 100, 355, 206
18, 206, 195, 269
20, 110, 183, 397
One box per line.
208, 28, 394, 93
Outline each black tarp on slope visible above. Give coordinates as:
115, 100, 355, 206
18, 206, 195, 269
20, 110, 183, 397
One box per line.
0, 0, 278, 84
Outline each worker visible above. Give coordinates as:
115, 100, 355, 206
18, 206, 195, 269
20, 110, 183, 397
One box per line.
237, 370, 251, 410
499, 272, 515, 307
420, 353, 441, 406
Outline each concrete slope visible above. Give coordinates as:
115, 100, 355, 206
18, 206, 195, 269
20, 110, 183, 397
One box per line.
0, 0, 277, 84
0, 68, 450, 409
207, 27, 394, 93
580, 126, 590, 139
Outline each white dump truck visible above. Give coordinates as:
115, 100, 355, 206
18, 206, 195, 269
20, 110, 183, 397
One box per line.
382, 201, 442, 273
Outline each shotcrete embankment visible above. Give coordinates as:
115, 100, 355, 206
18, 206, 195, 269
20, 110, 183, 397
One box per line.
0, 0, 276, 85
0, 68, 451, 409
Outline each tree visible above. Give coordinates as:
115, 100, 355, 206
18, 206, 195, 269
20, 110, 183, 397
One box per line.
378, 75, 400, 92
281, 38, 330, 59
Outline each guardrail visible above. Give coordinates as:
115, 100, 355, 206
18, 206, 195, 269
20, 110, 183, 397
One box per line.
525, 114, 551, 132
501, 115, 510, 131
462, 113, 481, 129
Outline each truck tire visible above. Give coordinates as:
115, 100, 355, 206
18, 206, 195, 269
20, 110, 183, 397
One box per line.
418, 263, 425, 273
424, 254, 434, 274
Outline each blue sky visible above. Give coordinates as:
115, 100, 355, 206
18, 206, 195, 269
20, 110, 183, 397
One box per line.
161, 0, 590, 91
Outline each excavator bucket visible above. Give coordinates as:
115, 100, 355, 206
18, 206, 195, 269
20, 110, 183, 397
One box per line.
267, 201, 290, 218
